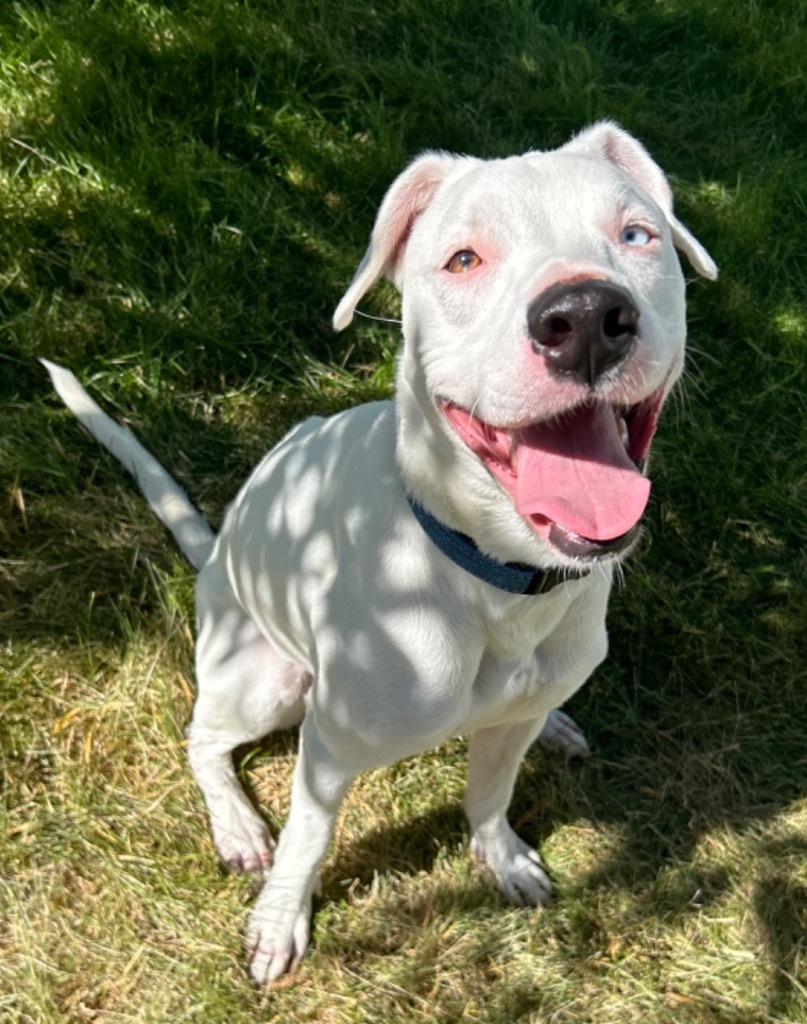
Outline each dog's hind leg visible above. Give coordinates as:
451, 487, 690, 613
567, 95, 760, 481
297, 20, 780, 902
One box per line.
535, 707, 590, 759
464, 717, 554, 907
187, 563, 311, 873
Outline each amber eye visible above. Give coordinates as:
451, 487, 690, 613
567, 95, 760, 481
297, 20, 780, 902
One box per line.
445, 249, 482, 274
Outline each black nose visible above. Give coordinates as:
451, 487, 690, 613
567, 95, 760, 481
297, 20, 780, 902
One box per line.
527, 280, 639, 387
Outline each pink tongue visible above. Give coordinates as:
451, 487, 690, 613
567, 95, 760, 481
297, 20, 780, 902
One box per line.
515, 404, 650, 541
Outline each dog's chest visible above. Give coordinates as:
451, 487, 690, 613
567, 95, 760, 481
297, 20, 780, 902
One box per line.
458, 575, 610, 733
477, 577, 591, 661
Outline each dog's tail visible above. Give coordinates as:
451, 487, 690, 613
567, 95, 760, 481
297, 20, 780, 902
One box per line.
40, 359, 216, 571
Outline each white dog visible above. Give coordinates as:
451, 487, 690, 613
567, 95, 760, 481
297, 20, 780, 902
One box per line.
43, 121, 716, 984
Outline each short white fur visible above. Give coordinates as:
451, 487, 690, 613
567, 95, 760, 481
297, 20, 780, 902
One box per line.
42, 121, 715, 985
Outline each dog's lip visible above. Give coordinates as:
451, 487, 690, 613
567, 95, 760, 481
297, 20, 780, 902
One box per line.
439, 391, 663, 559
547, 521, 640, 559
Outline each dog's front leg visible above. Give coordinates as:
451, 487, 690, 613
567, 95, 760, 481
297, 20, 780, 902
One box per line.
464, 717, 554, 907
246, 716, 353, 984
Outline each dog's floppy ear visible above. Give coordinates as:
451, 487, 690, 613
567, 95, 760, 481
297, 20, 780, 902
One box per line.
566, 121, 718, 280
333, 152, 457, 331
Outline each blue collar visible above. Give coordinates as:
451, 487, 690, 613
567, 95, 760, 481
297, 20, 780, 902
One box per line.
407, 497, 584, 595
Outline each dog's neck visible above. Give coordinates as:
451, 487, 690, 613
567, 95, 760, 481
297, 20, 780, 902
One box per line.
394, 359, 588, 590
406, 496, 585, 595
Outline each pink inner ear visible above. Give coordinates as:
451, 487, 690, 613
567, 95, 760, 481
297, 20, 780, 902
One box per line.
334, 155, 455, 330
601, 129, 673, 213
380, 198, 419, 280
378, 166, 451, 263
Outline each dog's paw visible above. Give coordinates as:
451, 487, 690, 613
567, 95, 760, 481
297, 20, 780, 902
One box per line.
211, 806, 275, 874
535, 708, 590, 759
471, 828, 553, 907
246, 887, 312, 985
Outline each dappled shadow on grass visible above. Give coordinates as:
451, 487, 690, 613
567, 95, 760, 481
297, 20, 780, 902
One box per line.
211, 656, 807, 1014
3, 0, 804, 406
322, 802, 469, 891
1, 397, 248, 645
752, 850, 807, 1019
316, 870, 496, 957
2, 370, 386, 645
272, 708, 806, 1017
2, 2, 806, 1019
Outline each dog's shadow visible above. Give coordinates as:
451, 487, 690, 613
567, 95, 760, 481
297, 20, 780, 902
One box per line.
236, 721, 806, 1018
236, 728, 471, 882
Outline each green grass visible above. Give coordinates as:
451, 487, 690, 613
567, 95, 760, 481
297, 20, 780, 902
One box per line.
1, 0, 806, 1021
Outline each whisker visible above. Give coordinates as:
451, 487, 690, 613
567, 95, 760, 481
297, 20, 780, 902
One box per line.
354, 309, 403, 326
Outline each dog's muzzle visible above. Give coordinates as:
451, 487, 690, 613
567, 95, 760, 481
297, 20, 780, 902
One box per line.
528, 280, 639, 387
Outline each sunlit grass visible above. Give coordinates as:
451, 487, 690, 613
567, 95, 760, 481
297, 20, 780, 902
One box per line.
2, 0, 806, 1021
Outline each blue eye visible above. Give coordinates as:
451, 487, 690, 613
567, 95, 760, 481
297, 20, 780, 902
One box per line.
620, 225, 652, 247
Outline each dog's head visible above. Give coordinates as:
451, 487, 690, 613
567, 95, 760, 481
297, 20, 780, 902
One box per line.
334, 122, 716, 570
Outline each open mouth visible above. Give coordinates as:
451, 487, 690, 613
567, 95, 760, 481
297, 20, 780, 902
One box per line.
441, 392, 663, 560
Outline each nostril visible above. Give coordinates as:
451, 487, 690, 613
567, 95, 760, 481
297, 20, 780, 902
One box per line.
603, 305, 638, 339
545, 315, 573, 346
